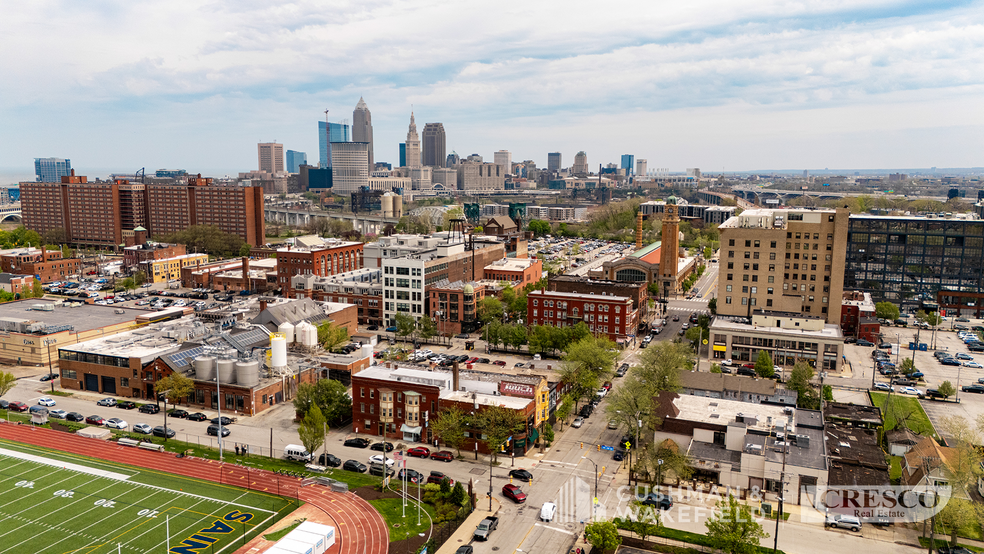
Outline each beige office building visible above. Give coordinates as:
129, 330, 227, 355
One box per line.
257, 142, 284, 174
716, 207, 849, 324
330, 142, 370, 193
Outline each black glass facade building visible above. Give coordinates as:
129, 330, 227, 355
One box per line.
845, 215, 984, 315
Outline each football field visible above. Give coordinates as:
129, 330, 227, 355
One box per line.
0, 442, 298, 554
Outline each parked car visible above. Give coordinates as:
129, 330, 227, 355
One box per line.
66, 412, 84, 422
825, 513, 862, 532
942, 358, 961, 366
430, 451, 454, 463
956, 353, 974, 360
317, 453, 341, 467
37, 397, 56, 407
210, 416, 233, 425
370, 441, 395, 452
170, 409, 189, 418
207, 424, 230, 437
964, 362, 984, 369
455, 546, 474, 554
509, 469, 533, 481
133, 423, 153, 434
572, 417, 584, 428
96, 398, 117, 407
427, 470, 454, 485
39, 373, 57, 382
873, 383, 893, 392
343, 460, 367, 473
502, 484, 527, 503
407, 447, 431, 458
962, 384, 984, 394
368, 454, 395, 467
857, 340, 874, 347
540, 502, 557, 522
48, 409, 67, 419
105, 418, 128, 429
641, 493, 673, 510
344, 437, 371, 448
85, 415, 106, 425
473, 516, 499, 541
139, 404, 160, 414
398, 469, 423, 483
187, 412, 208, 421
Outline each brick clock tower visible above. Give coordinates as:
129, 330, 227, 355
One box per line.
659, 196, 681, 298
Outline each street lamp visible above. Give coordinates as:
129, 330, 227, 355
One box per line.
581, 457, 600, 521
43, 338, 57, 393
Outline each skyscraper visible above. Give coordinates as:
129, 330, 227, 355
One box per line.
286, 150, 307, 173
547, 152, 562, 172
405, 113, 421, 169
352, 98, 374, 174
572, 151, 588, 175
636, 159, 648, 177
34, 157, 72, 182
494, 150, 511, 175
446, 152, 460, 167
421, 123, 446, 168
318, 121, 351, 168
659, 198, 681, 297
330, 142, 370, 193
399, 143, 407, 168
620, 154, 635, 175
258, 143, 284, 173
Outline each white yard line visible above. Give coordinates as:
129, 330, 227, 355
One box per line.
0, 448, 132, 480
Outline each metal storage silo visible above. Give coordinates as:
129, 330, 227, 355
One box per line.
270, 333, 288, 368
393, 194, 403, 218
381, 193, 394, 218
217, 358, 237, 385
279, 321, 295, 343
303, 322, 319, 347
236, 360, 260, 387
193, 356, 216, 381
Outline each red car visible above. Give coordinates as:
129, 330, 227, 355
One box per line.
7, 401, 28, 412
467, 357, 479, 364
85, 415, 106, 425
407, 447, 431, 458
492, 361, 506, 367
430, 451, 454, 462
742, 363, 756, 369
503, 484, 527, 503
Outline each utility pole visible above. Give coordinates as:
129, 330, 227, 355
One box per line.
772, 438, 787, 554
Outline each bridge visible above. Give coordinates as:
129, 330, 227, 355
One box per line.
0, 203, 22, 223
729, 185, 947, 205
263, 206, 399, 234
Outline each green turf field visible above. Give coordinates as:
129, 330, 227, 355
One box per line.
0, 442, 298, 554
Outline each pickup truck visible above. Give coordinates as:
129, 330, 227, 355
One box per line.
473, 516, 499, 541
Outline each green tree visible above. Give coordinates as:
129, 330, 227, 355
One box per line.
292, 379, 352, 425
554, 393, 574, 428
938, 381, 956, 399
132, 270, 147, 287
239, 244, 252, 257
899, 357, 917, 376
449, 481, 467, 507
528, 219, 551, 237
154, 372, 195, 442
754, 351, 775, 378
417, 316, 437, 341
119, 277, 136, 293
475, 403, 525, 463
708, 297, 717, 315
31, 279, 43, 299
394, 312, 416, 347
710, 363, 722, 373
635, 341, 690, 394
317, 320, 350, 352
0, 370, 16, 397
297, 403, 327, 456
605, 374, 653, 441
704, 494, 768, 554
704, 246, 713, 259
787, 361, 819, 409
875, 302, 900, 321
477, 297, 504, 326
916, 310, 942, 326
158, 224, 247, 256
584, 520, 622, 553
430, 405, 470, 457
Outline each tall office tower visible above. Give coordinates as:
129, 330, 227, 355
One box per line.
716, 206, 850, 324
258, 143, 284, 173
547, 152, 562, 172
34, 158, 72, 182
330, 142, 370, 193
621, 154, 635, 175
286, 150, 307, 173
399, 143, 407, 168
352, 97, 374, 173
636, 159, 648, 177
494, 150, 511, 175
421, 123, 446, 168
572, 151, 588, 175
405, 113, 421, 169
318, 121, 351, 168
466, 154, 483, 163
446, 152, 460, 166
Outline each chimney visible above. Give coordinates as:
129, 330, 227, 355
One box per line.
260, 299, 268, 312
453, 361, 460, 391
40, 245, 47, 262
241, 256, 250, 291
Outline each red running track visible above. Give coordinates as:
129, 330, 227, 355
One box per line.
0, 423, 389, 554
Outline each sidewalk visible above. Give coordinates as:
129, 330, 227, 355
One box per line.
434, 498, 501, 554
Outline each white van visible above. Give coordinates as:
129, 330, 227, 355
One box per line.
540, 502, 557, 522
284, 444, 313, 462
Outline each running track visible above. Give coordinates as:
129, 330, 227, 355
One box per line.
0, 423, 389, 554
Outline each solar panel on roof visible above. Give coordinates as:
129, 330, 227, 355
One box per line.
167, 345, 205, 367
224, 327, 270, 352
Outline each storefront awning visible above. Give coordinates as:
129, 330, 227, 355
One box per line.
400, 424, 422, 434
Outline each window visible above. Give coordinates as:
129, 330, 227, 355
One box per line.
745, 240, 751, 247
361, 387, 365, 397
768, 276, 774, 283
742, 286, 748, 293
770, 241, 777, 248
744, 252, 750, 259
533, 300, 538, 306
768, 264, 774, 271
741, 297, 748, 305
727, 274, 733, 281
729, 239, 735, 246
726, 285, 732, 292
727, 262, 734, 269
744, 263, 750, 270
743, 275, 749, 281
370, 389, 375, 399
728, 251, 735, 258
769, 252, 776, 260
754, 240, 760, 248
767, 287, 773, 294
726, 296, 732, 304
752, 264, 759, 271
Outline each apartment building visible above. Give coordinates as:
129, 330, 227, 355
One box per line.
716, 207, 850, 324
840, 291, 880, 342
483, 258, 543, 287
21, 174, 265, 248
428, 280, 488, 335
526, 289, 637, 343
139, 253, 209, 284
277, 240, 364, 292
290, 268, 383, 325
0, 273, 36, 295
0, 246, 81, 283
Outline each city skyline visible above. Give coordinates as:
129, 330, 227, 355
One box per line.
1, 1, 981, 181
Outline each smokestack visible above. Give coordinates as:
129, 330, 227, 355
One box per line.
635, 212, 643, 250
453, 361, 460, 391
242, 256, 250, 291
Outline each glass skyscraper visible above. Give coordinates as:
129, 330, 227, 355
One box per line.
620, 154, 635, 174
318, 122, 351, 168
34, 157, 72, 182
286, 150, 307, 173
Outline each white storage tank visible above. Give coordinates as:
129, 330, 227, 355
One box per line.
271, 333, 288, 368
279, 321, 295, 343
193, 356, 216, 381
392, 194, 403, 218
217, 358, 237, 385
307, 322, 320, 348
381, 193, 394, 218
236, 360, 260, 387
360, 344, 373, 359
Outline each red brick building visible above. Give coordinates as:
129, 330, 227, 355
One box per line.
547, 275, 650, 326
841, 290, 880, 342
290, 268, 383, 325
483, 257, 542, 287
0, 246, 81, 283
527, 289, 637, 343
277, 241, 364, 294
428, 280, 488, 335
123, 238, 187, 269
0, 273, 36, 295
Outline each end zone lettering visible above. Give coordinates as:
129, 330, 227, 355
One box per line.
170, 510, 254, 554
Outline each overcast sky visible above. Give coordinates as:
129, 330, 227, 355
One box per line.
1, 0, 982, 181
